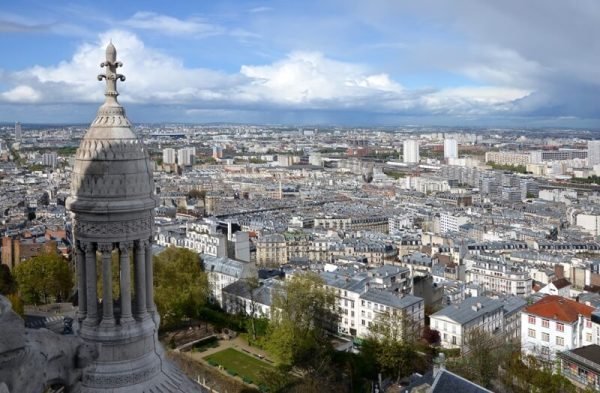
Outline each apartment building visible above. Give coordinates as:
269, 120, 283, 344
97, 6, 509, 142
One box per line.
465, 253, 532, 296
430, 297, 505, 350
202, 254, 257, 306
521, 295, 596, 361
320, 265, 419, 339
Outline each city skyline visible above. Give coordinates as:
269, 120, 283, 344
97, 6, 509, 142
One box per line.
1, 1, 599, 127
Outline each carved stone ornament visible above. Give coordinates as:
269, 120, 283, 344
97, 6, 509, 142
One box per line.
75, 214, 152, 237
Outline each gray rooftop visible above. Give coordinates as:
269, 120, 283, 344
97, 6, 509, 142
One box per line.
360, 289, 422, 310
431, 296, 504, 325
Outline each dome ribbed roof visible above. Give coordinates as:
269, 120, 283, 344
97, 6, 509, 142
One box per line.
67, 43, 157, 215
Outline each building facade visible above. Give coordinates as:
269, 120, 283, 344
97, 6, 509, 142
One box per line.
521, 295, 596, 362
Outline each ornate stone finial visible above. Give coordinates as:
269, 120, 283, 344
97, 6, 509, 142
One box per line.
97, 42, 126, 105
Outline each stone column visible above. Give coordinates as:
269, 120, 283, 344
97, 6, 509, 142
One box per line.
134, 239, 147, 320
83, 242, 98, 326
119, 242, 134, 324
99, 243, 115, 327
76, 241, 87, 321
145, 238, 155, 313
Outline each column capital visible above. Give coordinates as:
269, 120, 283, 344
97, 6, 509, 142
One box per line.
82, 241, 96, 253
119, 241, 133, 252
136, 239, 150, 250
98, 242, 114, 253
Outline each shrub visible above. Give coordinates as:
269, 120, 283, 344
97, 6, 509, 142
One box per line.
242, 376, 253, 384
207, 359, 219, 367
226, 369, 238, 377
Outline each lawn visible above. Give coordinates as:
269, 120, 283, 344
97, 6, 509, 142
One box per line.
204, 348, 275, 384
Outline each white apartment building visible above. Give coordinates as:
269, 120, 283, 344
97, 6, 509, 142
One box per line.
465, 254, 532, 297
576, 213, 600, 237
430, 296, 505, 349
42, 152, 58, 168
183, 221, 227, 257
177, 147, 195, 166
202, 255, 257, 306
439, 213, 470, 233
444, 138, 458, 159
162, 148, 176, 165
521, 295, 596, 362
321, 265, 420, 339
403, 139, 420, 164
588, 140, 600, 166
485, 151, 531, 166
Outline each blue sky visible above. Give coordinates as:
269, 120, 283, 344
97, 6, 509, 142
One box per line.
1, 0, 599, 127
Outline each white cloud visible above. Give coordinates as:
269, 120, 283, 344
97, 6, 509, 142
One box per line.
0, 30, 530, 117
1, 85, 41, 103
123, 12, 224, 37
239, 51, 403, 105
248, 7, 273, 14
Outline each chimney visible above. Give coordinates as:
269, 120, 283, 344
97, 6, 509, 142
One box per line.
433, 353, 446, 378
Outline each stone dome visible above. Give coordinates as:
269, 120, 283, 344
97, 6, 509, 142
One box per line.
66, 44, 158, 243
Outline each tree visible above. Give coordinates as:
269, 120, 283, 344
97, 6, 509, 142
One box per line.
0, 264, 17, 295
422, 326, 441, 345
153, 247, 208, 329
264, 272, 337, 370
13, 252, 73, 304
366, 311, 421, 382
501, 353, 580, 393
244, 276, 262, 342
6, 293, 24, 316
447, 328, 513, 389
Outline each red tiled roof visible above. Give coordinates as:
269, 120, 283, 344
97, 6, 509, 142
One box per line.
524, 295, 594, 323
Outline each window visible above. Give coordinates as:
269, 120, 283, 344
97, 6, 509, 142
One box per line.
542, 333, 549, 342
586, 320, 592, 329
528, 315, 536, 324
556, 337, 564, 346
556, 323, 564, 332
528, 329, 536, 338
542, 319, 549, 328
586, 333, 593, 342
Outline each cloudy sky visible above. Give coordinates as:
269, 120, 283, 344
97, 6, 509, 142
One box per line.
1, 0, 599, 127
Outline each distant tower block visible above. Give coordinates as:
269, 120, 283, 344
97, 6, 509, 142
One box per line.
444, 138, 458, 159
15, 122, 22, 143
403, 139, 420, 163
588, 140, 600, 167
66, 42, 205, 392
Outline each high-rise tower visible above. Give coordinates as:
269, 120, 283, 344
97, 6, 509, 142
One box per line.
588, 140, 600, 167
444, 138, 458, 159
403, 139, 420, 164
66, 43, 203, 392
15, 122, 22, 143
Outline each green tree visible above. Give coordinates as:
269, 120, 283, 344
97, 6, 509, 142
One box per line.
366, 310, 421, 382
243, 276, 262, 342
502, 353, 580, 393
448, 328, 515, 389
13, 252, 73, 304
0, 264, 17, 295
264, 272, 337, 370
153, 247, 208, 329
187, 189, 206, 201
6, 293, 24, 316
